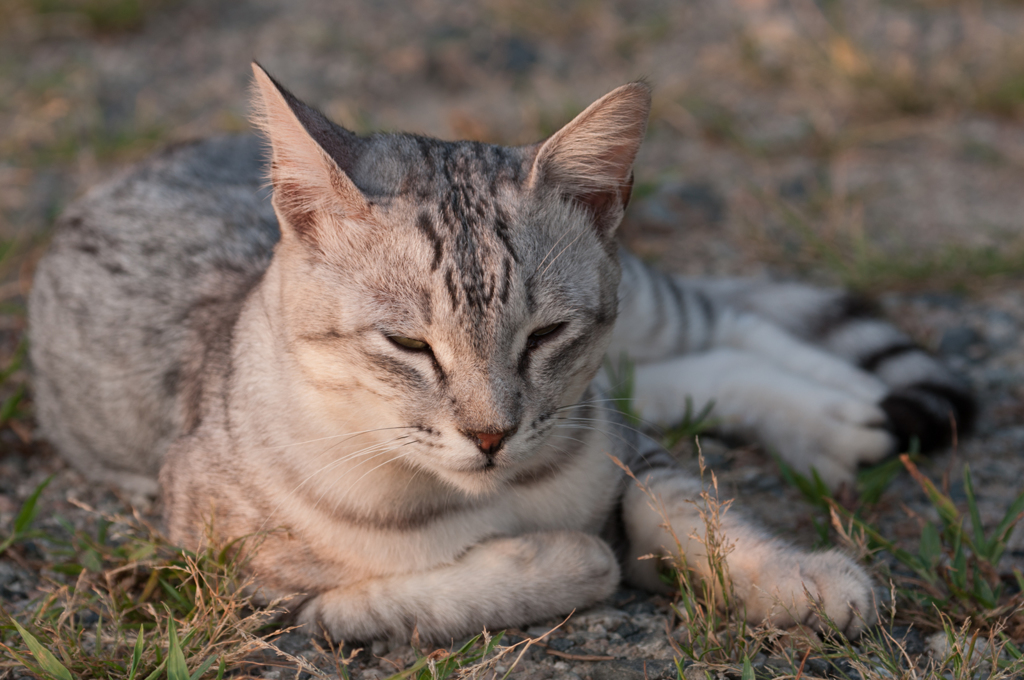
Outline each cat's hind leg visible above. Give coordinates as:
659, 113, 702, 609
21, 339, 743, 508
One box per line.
628, 349, 895, 488
612, 250, 974, 452
620, 464, 875, 636
297, 530, 619, 643
690, 277, 975, 449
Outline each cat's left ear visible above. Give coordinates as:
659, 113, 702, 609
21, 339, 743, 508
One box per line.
528, 82, 651, 237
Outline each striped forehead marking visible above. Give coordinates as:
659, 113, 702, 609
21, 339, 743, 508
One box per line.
402, 138, 530, 345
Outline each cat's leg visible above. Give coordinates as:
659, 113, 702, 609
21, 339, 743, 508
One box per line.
711, 309, 889, 403
629, 349, 895, 487
689, 277, 975, 448
620, 465, 875, 636
297, 530, 619, 643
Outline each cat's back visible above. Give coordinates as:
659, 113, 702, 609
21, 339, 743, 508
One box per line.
29, 135, 279, 493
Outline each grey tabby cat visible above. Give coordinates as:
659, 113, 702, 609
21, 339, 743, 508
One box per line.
29, 63, 971, 642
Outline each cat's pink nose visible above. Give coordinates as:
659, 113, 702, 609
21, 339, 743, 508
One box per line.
470, 431, 506, 454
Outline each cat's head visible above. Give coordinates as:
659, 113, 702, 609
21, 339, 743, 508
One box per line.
251, 63, 649, 494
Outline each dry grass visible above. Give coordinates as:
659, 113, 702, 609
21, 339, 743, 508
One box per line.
0, 501, 314, 678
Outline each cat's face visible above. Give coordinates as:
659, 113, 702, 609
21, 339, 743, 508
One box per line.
279, 139, 622, 493
252, 64, 649, 494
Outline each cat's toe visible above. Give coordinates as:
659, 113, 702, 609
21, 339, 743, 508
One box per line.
737, 548, 876, 638
799, 550, 876, 637
827, 399, 889, 429
827, 419, 896, 466
784, 418, 895, 489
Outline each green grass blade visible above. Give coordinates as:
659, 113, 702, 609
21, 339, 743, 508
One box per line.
382, 655, 430, 680
952, 541, 968, 590
919, 522, 942, 568
13, 475, 53, 534
167, 616, 190, 680
189, 655, 217, 680
972, 569, 996, 608
916, 474, 962, 536
159, 576, 192, 610
11, 620, 74, 680
828, 500, 933, 582
741, 655, 755, 680
142, 659, 168, 680
128, 626, 145, 680
775, 456, 832, 510
0, 339, 26, 382
1000, 633, 1022, 661
0, 383, 25, 423
963, 466, 988, 558
856, 455, 905, 506
991, 490, 1024, 564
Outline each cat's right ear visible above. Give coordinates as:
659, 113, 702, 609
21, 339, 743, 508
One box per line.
250, 62, 369, 250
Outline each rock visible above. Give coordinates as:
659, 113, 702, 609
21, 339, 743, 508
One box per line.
939, 326, 982, 356
527, 624, 559, 637
571, 606, 629, 632
590, 659, 680, 680
889, 625, 926, 655
614, 622, 643, 641
925, 631, 949, 658
622, 598, 660, 617
611, 588, 648, 608
549, 637, 576, 652
73, 610, 100, 627
918, 292, 964, 310
926, 630, 993, 659
681, 662, 712, 680
272, 631, 310, 655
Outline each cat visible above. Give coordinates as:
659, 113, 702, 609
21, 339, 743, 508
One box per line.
28, 63, 972, 643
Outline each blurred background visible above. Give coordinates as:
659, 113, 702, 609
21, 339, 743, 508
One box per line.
2, 0, 1024, 292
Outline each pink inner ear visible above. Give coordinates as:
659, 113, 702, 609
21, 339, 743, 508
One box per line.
528, 82, 650, 235
251, 63, 369, 249
573, 171, 634, 235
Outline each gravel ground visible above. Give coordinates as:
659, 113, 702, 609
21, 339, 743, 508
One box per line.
2, 0, 1024, 678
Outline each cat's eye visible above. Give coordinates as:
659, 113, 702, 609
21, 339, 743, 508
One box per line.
527, 323, 563, 349
389, 335, 430, 351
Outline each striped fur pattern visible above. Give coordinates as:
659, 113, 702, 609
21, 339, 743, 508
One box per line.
26, 65, 977, 643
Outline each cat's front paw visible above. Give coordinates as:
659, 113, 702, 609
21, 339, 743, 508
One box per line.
731, 547, 876, 637
497, 531, 621, 605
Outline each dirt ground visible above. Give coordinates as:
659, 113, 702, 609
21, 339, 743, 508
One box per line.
2, 0, 1024, 678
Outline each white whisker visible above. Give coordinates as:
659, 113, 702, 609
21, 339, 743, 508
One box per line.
334, 447, 422, 501
313, 442, 417, 514
254, 425, 417, 452
538, 229, 586, 279
532, 225, 576, 277
258, 434, 413, 531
